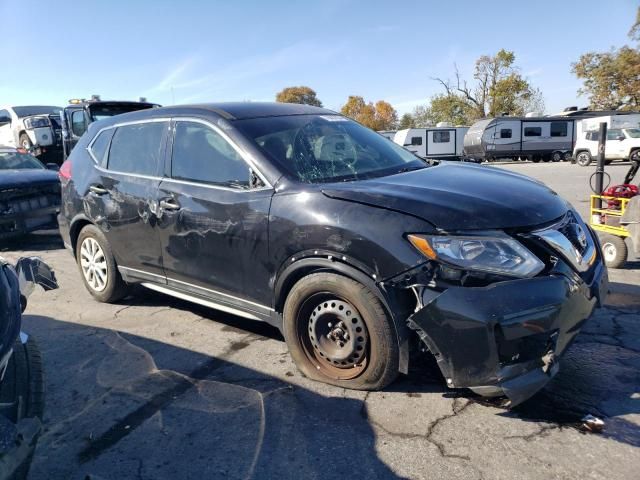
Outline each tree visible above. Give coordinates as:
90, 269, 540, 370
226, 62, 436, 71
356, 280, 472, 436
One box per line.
571, 9, 640, 110
275, 86, 323, 106
425, 93, 476, 125
340, 96, 398, 130
398, 113, 415, 129
433, 49, 544, 119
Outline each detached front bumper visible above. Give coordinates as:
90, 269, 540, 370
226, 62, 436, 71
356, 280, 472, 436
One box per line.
0, 206, 59, 239
408, 261, 607, 406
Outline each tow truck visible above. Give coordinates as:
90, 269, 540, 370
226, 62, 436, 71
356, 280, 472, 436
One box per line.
60, 95, 160, 159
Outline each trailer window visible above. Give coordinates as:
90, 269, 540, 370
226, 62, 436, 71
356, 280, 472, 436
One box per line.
550, 122, 568, 137
524, 127, 541, 137
433, 131, 450, 143
500, 129, 512, 138
410, 136, 422, 146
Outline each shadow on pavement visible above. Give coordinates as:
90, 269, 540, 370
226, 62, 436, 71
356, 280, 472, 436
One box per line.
25, 314, 407, 480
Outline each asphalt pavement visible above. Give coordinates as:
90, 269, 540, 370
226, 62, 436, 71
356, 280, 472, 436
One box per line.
1, 160, 638, 480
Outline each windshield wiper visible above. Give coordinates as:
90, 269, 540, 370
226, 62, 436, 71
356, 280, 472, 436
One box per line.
395, 165, 425, 174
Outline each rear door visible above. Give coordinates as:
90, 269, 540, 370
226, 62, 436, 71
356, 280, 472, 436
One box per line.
156, 118, 273, 311
89, 119, 169, 279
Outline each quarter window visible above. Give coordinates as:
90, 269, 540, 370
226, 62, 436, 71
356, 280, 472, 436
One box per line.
71, 110, 87, 137
171, 121, 249, 188
524, 127, 541, 137
550, 122, 568, 137
107, 121, 166, 176
410, 136, 422, 146
433, 131, 450, 143
500, 129, 512, 139
586, 131, 599, 141
89, 129, 114, 165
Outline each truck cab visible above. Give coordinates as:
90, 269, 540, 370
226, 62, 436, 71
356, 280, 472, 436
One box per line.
61, 97, 160, 159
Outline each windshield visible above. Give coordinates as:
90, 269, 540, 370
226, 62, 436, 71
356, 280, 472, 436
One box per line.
12, 106, 62, 118
235, 115, 426, 183
625, 128, 640, 138
88, 103, 156, 121
0, 151, 45, 170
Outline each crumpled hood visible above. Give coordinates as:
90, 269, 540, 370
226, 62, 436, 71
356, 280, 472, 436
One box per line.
321, 163, 569, 230
0, 169, 59, 190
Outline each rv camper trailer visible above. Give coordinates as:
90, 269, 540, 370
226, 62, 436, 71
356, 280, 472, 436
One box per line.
378, 130, 397, 141
463, 115, 576, 162
393, 124, 468, 160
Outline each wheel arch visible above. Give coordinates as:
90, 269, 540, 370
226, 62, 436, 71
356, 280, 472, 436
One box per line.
69, 214, 95, 256
274, 254, 413, 374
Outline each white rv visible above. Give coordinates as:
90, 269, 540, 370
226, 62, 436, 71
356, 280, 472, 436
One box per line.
463, 115, 576, 162
573, 113, 640, 166
393, 123, 468, 160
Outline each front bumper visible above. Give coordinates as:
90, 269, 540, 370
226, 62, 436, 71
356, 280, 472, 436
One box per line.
408, 260, 607, 406
0, 206, 59, 239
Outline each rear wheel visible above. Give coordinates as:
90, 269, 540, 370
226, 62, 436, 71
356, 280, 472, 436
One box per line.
630, 149, 640, 162
551, 151, 562, 162
531, 155, 542, 163
76, 224, 128, 302
576, 151, 592, 167
600, 235, 628, 269
563, 152, 573, 162
283, 272, 399, 390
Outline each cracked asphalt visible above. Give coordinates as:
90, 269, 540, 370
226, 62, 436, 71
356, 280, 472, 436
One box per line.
1, 161, 639, 479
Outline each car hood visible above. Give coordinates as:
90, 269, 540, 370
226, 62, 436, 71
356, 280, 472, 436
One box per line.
0, 169, 59, 190
321, 163, 569, 230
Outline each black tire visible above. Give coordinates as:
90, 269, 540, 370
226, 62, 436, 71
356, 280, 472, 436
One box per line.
629, 149, 640, 162
551, 151, 562, 162
600, 235, 628, 269
283, 272, 399, 390
0, 337, 44, 422
18, 133, 33, 151
542, 155, 551, 162
531, 155, 542, 163
76, 224, 128, 302
576, 151, 592, 167
563, 152, 573, 162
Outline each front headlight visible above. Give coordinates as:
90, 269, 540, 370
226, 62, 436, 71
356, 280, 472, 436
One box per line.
407, 233, 544, 278
24, 116, 50, 129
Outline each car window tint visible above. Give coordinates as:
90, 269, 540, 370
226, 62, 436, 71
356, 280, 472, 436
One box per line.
108, 122, 166, 176
89, 129, 113, 165
171, 121, 249, 188
607, 129, 622, 140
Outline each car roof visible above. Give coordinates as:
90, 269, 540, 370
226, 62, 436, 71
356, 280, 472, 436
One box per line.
94, 102, 339, 126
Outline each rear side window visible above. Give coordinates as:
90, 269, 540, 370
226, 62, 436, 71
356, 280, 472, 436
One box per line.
500, 129, 512, 138
433, 131, 450, 143
171, 121, 249, 188
524, 127, 541, 137
89, 129, 114, 165
107, 122, 166, 176
410, 136, 422, 146
586, 131, 599, 141
550, 122, 568, 137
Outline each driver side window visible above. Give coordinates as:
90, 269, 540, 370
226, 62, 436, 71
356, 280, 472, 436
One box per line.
171, 121, 250, 188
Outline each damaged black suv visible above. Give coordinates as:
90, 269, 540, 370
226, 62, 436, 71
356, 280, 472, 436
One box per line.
58, 103, 607, 405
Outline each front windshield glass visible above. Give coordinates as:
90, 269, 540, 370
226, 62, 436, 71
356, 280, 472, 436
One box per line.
88, 103, 155, 121
234, 114, 426, 183
0, 151, 45, 170
13, 106, 62, 118
625, 128, 640, 138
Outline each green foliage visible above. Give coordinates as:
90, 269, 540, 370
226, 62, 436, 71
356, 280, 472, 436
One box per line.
398, 113, 415, 129
275, 86, 323, 107
572, 8, 640, 110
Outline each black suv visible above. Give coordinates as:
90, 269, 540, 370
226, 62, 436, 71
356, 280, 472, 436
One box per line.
58, 103, 607, 405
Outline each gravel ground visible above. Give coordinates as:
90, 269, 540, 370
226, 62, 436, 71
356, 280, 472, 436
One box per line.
1, 160, 638, 480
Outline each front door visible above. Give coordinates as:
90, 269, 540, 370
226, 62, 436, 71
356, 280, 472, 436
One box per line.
605, 129, 625, 159
87, 119, 169, 279
156, 119, 273, 311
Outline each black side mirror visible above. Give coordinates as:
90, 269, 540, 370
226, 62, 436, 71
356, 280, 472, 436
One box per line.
46, 163, 59, 171
617, 135, 625, 141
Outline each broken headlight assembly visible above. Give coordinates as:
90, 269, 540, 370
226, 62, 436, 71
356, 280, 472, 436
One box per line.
23, 116, 50, 129
406, 232, 545, 279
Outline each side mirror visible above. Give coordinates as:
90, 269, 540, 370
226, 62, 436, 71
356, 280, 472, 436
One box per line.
46, 163, 60, 171
617, 135, 625, 141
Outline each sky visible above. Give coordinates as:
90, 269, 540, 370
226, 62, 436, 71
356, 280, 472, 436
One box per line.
0, 0, 637, 116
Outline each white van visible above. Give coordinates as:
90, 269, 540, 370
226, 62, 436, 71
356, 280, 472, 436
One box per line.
573, 114, 640, 166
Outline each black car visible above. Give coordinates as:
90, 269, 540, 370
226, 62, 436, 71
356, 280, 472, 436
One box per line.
58, 103, 607, 405
0, 147, 61, 240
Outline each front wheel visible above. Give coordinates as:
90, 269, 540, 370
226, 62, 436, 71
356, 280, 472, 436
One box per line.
283, 272, 399, 390
600, 235, 628, 269
576, 151, 592, 167
19, 133, 33, 151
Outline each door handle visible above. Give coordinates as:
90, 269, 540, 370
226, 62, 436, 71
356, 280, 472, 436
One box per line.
159, 199, 181, 211
89, 185, 108, 195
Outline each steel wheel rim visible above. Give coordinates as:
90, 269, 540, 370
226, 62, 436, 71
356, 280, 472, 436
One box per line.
298, 293, 369, 380
602, 242, 617, 263
80, 237, 108, 292
577, 153, 590, 166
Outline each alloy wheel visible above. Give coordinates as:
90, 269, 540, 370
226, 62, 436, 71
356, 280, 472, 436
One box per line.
80, 237, 108, 292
